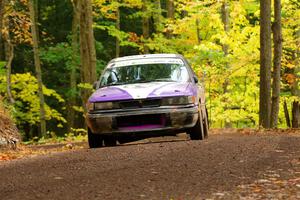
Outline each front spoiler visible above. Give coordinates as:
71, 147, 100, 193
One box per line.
86, 105, 199, 136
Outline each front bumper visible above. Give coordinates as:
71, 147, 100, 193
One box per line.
86, 105, 199, 136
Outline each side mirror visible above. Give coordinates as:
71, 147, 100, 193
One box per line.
193, 76, 199, 83
93, 81, 99, 89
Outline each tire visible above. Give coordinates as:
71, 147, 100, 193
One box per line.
104, 136, 117, 147
88, 128, 103, 148
188, 110, 205, 140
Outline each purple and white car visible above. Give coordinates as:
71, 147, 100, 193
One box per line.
86, 54, 209, 148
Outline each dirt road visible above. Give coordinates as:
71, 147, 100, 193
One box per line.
1, 133, 300, 200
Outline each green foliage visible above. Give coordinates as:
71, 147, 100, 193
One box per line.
40, 42, 80, 73
72, 105, 84, 114
0, 62, 6, 76
0, 61, 6, 68
0, 73, 66, 128
95, 25, 139, 48
77, 83, 94, 91
22, 128, 87, 145
93, 0, 143, 52
0, 62, 7, 76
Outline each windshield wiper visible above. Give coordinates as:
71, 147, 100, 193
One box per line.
103, 79, 177, 87
128, 79, 177, 84
151, 78, 177, 82
104, 82, 126, 87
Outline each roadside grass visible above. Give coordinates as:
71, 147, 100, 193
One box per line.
22, 131, 87, 145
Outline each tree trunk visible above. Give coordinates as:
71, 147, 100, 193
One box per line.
153, 0, 162, 33
2, 0, 14, 104
67, 0, 80, 131
221, 0, 231, 128
34, 0, 39, 42
5, 41, 14, 104
166, 0, 174, 39
270, 0, 282, 128
291, 101, 299, 128
29, 0, 47, 137
166, 0, 174, 20
142, 0, 149, 54
259, 0, 272, 128
0, 0, 5, 60
116, 6, 120, 57
196, 18, 201, 44
291, 23, 300, 128
79, 0, 97, 108
283, 100, 291, 127
221, 1, 230, 54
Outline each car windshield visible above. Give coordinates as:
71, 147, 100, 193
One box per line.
99, 63, 190, 87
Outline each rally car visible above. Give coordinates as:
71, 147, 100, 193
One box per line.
86, 54, 209, 148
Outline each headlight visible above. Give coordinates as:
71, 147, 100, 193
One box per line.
161, 96, 196, 106
87, 102, 119, 111
94, 102, 119, 110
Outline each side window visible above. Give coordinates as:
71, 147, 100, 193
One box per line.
180, 66, 189, 82
170, 65, 189, 82
100, 71, 109, 86
100, 70, 117, 86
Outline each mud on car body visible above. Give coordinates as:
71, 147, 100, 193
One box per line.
86, 54, 209, 148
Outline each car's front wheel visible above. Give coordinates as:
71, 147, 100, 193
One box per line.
88, 128, 104, 148
188, 109, 205, 140
104, 136, 117, 147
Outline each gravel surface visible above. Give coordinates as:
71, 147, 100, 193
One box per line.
0, 133, 300, 200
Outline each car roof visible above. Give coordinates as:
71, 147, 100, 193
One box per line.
109, 54, 184, 64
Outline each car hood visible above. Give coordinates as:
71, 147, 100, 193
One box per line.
89, 82, 195, 102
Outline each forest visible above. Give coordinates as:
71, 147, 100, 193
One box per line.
0, 0, 299, 141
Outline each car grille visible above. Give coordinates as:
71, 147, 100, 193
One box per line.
119, 99, 161, 109
116, 114, 166, 130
